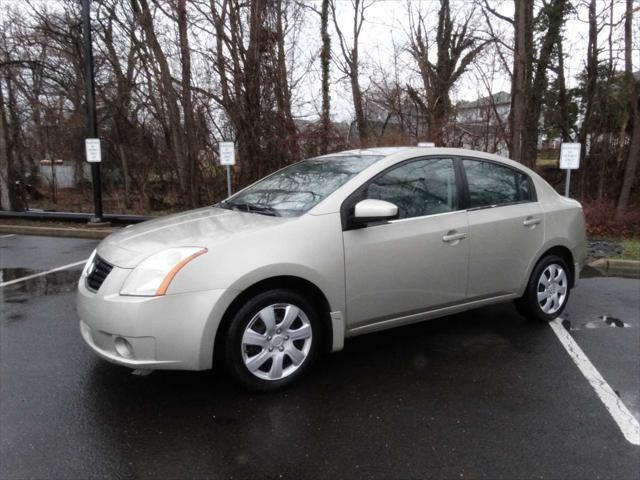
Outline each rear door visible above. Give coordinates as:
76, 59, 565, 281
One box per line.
342, 157, 469, 330
462, 158, 544, 298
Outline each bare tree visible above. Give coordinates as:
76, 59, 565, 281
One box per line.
508, 0, 532, 164
523, 0, 570, 167
320, 0, 331, 154
0, 64, 12, 210
130, 0, 191, 203
483, 0, 570, 168
206, 0, 299, 182
408, 0, 487, 146
615, 0, 639, 222
330, 0, 372, 146
576, 0, 599, 197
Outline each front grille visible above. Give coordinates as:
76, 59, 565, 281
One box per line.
86, 256, 113, 292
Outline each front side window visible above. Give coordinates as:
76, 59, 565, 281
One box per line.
222, 155, 382, 216
463, 159, 532, 209
366, 158, 458, 219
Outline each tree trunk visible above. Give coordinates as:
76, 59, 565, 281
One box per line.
509, 0, 532, 163
177, 0, 197, 206
0, 76, 11, 210
320, 0, 331, 154
578, 0, 598, 201
274, 0, 298, 160
350, 61, 368, 146
556, 40, 571, 141
523, 0, 567, 168
615, 0, 638, 222
131, 0, 187, 202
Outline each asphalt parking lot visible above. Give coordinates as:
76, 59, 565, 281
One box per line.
1, 234, 638, 479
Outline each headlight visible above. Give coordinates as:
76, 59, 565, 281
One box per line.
82, 249, 97, 277
120, 247, 207, 297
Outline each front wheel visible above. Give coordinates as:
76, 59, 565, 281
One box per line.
223, 289, 321, 391
515, 254, 571, 322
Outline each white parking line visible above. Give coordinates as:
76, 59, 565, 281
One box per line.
550, 318, 640, 446
0, 259, 88, 288
0, 234, 16, 239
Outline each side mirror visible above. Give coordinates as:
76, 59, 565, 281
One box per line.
353, 199, 399, 225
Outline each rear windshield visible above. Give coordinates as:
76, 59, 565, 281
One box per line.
220, 155, 382, 216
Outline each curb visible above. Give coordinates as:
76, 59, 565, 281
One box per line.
0, 224, 115, 239
588, 258, 640, 279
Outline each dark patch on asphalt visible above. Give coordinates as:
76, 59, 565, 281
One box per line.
1, 268, 81, 296
2, 297, 28, 303
601, 315, 627, 328
580, 315, 632, 330
559, 314, 633, 331
1, 267, 41, 281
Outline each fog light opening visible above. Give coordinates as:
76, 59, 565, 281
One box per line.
114, 337, 134, 358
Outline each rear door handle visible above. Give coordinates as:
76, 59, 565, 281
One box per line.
523, 217, 541, 227
442, 231, 467, 243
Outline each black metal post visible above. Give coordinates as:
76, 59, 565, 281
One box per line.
81, 0, 103, 222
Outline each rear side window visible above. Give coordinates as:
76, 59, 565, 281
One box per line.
366, 158, 458, 219
462, 159, 532, 208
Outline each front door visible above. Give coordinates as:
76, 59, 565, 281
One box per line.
343, 157, 469, 330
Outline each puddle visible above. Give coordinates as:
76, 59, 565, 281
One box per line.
1, 268, 40, 282
0, 268, 81, 297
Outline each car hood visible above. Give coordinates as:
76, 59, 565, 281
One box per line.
97, 207, 292, 268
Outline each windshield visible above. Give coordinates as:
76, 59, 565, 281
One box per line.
219, 155, 382, 216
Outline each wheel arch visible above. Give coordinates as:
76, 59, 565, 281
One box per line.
528, 244, 576, 290
213, 275, 334, 367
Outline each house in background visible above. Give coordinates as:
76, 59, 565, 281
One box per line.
453, 91, 511, 155
38, 159, 90, 189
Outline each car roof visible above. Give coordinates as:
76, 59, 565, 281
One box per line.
325, 147, 421, 157
320, 146, 512, 164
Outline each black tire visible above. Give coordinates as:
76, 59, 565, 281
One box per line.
515, 254, 571, 322
223, 288, 322, 392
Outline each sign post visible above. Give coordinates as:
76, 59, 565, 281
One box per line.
559, 143, 581, 198
81, 0, 103, 223
219, 142, 235, 197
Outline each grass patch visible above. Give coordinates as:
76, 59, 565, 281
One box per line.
621, 239, 640, 260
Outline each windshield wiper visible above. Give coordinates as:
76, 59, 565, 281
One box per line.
217, 201, 280, 216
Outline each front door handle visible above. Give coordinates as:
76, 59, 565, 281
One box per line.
523, 217, 541, 227
442, 231, 467, 243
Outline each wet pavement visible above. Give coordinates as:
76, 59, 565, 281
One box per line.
1, 234, 639, 479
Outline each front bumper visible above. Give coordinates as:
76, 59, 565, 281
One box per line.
77, 266, 235, 370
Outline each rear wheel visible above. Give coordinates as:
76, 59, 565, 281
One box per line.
224, 289, 320, 391
516, 254, 571, 322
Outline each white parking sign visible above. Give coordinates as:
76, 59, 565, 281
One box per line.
560, 143, 581, 170
85, 138, 102, 163
219, 142, 235, 166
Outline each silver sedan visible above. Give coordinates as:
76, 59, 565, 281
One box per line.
77, 147, 587, 390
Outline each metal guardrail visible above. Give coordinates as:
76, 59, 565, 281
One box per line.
0, 210, 151, 224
